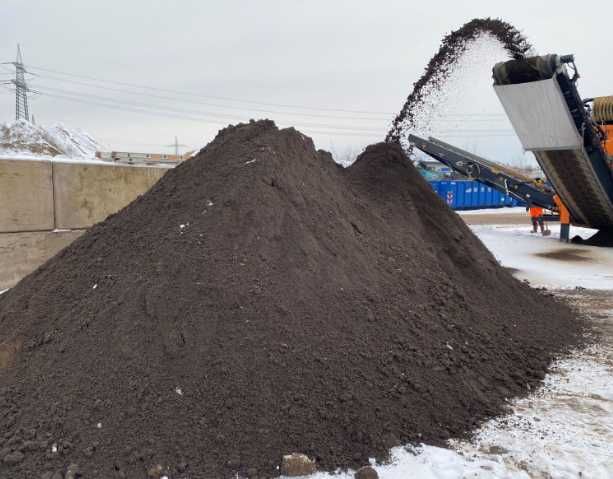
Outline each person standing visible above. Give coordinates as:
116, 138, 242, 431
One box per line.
529, 205, 545, 234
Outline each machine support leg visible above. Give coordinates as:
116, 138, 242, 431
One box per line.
560, 223, 570, 242
553, 195, 571, 243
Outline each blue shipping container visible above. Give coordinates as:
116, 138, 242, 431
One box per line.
429, 180, 524, 210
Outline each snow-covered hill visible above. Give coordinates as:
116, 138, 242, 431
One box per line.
0, 120, 99, 159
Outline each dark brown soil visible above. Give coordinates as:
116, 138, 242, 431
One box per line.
0, 120, 581, 479
535, 249, 591, 262
386, 18, 532, 147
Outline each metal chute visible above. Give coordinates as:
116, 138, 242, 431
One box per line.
492, 54, 613, 229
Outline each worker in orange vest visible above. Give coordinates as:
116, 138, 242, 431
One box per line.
529, 205, 545, 234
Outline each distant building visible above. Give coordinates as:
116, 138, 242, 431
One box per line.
95, 150, 194, 166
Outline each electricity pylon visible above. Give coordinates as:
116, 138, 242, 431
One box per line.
166, 136, 187, 159
9, 45, 32, 121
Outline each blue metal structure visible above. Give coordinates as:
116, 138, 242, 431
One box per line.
429, 180, 524, 210
412, 135, 555, 210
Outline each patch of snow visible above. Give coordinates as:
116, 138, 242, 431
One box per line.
448, 344, 613, 478
175, 387, 183, 396
44, 123, 98, 158
0, 120, 173, 167
92, 284, 98, 290
471, 224, 613, 290
458, 207, 527, 216
0, 119, 60, 157
0, 119, 99, 159
244, 159, 257, 165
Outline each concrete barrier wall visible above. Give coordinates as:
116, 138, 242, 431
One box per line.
53, 162, 168, 229
0, 160, 54, 232
0, 230, 85, 290
0, 158, 170, 290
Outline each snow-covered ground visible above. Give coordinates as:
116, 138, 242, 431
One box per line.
0, 120, 175, 168
457, 207, 527, 216
474, 224, 613, 290
284, 217, 613, 479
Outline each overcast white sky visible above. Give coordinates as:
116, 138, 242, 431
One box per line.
1, 0, 612, 162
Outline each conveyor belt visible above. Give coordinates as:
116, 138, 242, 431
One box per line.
409, 134, 556, 210
493, 54, 613, 229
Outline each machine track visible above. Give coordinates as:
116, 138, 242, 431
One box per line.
536, 150, 613, 227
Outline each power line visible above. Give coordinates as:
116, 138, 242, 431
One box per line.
34, 89, 514, 141
33, 85, 389, 133
33, 84, 515, 135
27, 64, 396, 116
33, 73, 392, 122
33, 71, 510, 124
31, 80, 386, 122
1, 59, 516, 144
27, 63, 508, 120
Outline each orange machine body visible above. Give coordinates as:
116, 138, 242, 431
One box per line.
553, 195, 570, 224
602, 124, 613, 156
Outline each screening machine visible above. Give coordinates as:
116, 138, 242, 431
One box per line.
492, 54, 613, 230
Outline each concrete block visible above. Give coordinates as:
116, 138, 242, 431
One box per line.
53, 162, 167, 229
0, 230, 84, 291
0, 159, 54, 233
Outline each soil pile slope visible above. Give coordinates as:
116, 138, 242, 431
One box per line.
0, 120, 580, 478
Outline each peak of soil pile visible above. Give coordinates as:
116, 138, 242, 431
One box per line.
0, 120, 580, 478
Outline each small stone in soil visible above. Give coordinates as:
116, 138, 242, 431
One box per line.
355, 465, 379, 479
280, 453, 317, 476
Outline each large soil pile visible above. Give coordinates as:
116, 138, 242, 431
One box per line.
0, 121, 580, 478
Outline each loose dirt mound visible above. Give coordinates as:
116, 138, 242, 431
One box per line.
0, 121, 580, 478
